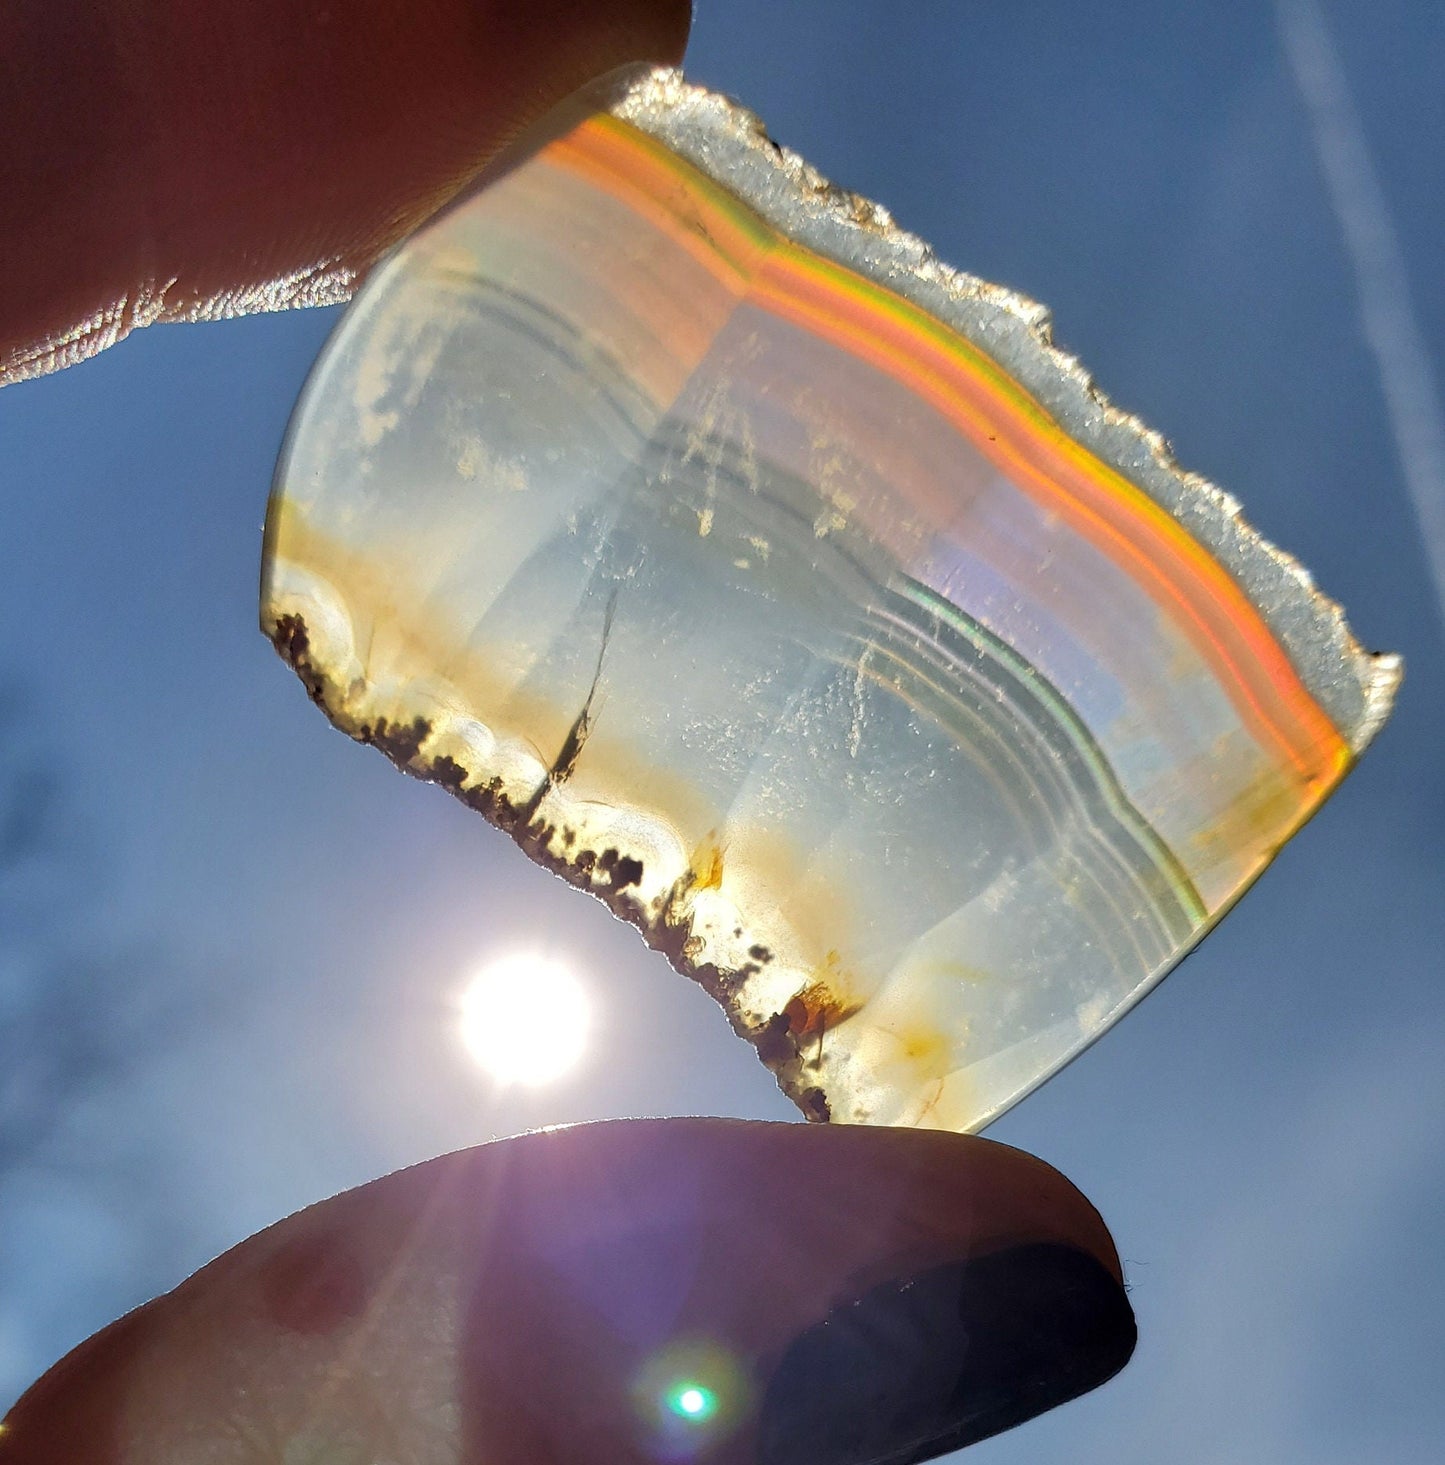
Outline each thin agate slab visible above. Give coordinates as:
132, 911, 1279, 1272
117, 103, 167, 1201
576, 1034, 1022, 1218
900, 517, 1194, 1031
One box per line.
262, 68, 1398, 1131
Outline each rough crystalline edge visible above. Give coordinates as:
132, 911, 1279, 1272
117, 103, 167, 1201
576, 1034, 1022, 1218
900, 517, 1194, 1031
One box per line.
607, 66, 1400, 748
263, 67, 1400, 1127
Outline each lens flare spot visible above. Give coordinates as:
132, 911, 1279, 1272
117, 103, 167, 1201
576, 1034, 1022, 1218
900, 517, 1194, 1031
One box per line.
671, 1384, 714, 1420
635, 1339, 750, 1452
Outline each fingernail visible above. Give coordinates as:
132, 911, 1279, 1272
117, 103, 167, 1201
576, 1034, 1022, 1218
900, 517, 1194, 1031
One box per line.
757, 1243, 1136, 1465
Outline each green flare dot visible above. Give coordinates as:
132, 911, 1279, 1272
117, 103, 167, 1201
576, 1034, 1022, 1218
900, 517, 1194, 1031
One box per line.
669, 1383, 716, 1420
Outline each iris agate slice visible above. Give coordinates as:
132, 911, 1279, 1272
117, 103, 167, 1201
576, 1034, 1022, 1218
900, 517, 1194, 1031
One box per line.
262, 68, 1398, 1131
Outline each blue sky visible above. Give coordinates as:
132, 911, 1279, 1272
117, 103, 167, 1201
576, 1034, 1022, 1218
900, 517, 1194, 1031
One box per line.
2, 1, 1442, 1458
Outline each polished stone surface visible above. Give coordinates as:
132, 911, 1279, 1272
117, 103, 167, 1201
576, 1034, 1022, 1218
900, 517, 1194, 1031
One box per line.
263, 68, 1397, 1130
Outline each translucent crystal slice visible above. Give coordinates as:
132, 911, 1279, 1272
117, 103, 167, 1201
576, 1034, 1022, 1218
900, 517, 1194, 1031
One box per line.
262, 67, 1398, 1131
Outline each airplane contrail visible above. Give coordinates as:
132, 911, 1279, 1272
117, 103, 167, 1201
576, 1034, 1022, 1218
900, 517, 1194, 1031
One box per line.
1276, 0, 1445, 633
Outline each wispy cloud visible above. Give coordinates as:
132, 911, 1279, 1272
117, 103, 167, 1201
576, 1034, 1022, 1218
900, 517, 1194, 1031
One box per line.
1111, 1019, 1445, 1464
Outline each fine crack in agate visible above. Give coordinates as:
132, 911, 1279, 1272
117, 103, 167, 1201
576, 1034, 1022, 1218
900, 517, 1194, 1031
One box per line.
262, 67, 1399, 1131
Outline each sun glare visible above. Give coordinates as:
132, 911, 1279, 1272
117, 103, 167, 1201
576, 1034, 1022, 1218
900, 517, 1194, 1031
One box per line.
459, 953, 590, 1086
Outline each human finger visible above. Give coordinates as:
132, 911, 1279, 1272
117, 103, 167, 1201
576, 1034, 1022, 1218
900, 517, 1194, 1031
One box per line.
0, 0, 690, 384
0, 1117, 1134, 1464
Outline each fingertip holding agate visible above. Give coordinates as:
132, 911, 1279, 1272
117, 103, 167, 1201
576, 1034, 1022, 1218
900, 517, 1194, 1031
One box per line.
262, 66, 1399, 1132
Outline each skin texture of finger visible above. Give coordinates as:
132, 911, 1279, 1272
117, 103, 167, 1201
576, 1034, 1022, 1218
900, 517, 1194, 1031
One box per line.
0, 1119, 1132, 1465
0, 0, 691, 384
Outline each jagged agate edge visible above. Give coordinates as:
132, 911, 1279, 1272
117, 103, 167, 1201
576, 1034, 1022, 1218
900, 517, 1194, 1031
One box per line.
606, 65, 1399, 749
266, 611, 836, 1125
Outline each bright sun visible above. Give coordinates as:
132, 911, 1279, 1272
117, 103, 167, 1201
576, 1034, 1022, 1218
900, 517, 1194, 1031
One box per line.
459, 953, 591, 1086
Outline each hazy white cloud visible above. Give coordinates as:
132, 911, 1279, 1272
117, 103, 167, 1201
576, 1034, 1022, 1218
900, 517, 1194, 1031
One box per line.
1111, 1021, 1445, 1463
